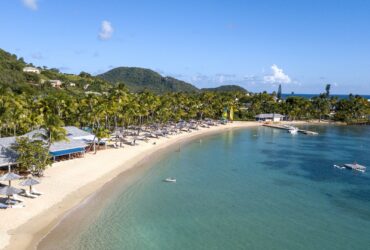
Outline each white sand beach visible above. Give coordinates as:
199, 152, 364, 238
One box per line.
0, 121, 263, 250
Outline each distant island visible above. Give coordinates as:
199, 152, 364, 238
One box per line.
201, 85, 248, 93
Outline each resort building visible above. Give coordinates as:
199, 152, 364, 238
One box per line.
255, 113, 285, 122
23, 66, 41, 74
0, 126, 95, 169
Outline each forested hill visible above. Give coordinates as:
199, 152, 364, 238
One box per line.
201, 85, 248, 93
0, 49, 27, 85
98, 67, 199, 94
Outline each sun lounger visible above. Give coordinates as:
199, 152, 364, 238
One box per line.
24, 190, 38, 198
10, 203, 25, 208
32, 188, 44, 195
12, 194, 25, 202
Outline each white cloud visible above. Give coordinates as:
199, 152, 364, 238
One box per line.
98, 20, 114, 40
263, 64, 291, 84
22, 0, 38, 10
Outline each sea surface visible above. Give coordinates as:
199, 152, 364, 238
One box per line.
39, 125, 370, 250
281, 93, 370, 100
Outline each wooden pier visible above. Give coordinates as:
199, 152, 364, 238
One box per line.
262, 124, 319, 135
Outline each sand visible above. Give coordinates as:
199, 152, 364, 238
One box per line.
0, 121, 264, 250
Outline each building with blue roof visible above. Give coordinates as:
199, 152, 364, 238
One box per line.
0, 126, 95, 169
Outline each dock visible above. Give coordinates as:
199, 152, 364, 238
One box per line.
262, 124, 319, 135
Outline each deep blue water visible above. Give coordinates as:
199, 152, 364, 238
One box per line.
281, 93, 370, 100
40, 125, 370, 250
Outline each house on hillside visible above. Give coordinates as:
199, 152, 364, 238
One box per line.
23, 66, 40, 74
49, 80, 62, 88
255, 113, 285, 122
0, 126, 95, 169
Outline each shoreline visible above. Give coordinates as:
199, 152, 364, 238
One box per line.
2, 121, 262, 250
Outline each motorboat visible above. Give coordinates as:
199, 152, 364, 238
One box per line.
164, 178, 176, 183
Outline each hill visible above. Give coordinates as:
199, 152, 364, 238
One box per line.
201, 85, 248, 93
0, 48, 112, 94
97, 67, 199, 94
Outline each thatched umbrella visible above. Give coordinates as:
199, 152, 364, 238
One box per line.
0, 186, 22, 204
20, 178, 40, 193
0, 172, 21, 186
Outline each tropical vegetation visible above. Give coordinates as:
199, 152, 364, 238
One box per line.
0, 48, 369, 140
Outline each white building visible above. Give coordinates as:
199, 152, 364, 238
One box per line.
49, 80, 62, 88
255, 113, 285, 122
23, 67, 40, 74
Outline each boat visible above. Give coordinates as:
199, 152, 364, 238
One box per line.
288, 128, 298, 135
344, 163, 366, 173
333, 164, 345, 169
164, 178, 176, 183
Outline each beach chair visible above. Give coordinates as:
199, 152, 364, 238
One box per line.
32, 188, 44, 195
10, 203, 25, 208
12, 194, 25, 202
24, 190, 38, 198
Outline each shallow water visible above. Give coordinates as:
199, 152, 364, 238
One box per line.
40, 125, 370, 250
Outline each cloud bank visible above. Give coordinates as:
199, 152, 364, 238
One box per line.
98, 20, 114, 40
22, 0, 38, 10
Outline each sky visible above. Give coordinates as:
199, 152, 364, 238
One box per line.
1, 0, 370, 94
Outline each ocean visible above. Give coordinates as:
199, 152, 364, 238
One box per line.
39, 125, 370, 250
281, 93, 370, 100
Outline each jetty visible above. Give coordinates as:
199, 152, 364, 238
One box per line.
262, 124, 319, 135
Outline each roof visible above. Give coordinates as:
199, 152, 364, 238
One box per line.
255, 113, 285, 119
49, 139, 87, 153
23, 67, 39, 71
64, 126, 94, 141
0, 126, 94, 165
0, 145, 18, 167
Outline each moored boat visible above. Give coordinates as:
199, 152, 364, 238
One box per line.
163, 178, 176, 183
344, 163, 366, 173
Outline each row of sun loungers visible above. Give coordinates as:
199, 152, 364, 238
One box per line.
109, 119, 226, 146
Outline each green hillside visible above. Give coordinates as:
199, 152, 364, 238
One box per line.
98, 67, 199, 94
0, 48, 112, 94
201, 85, 248, 93
0, 49, 28, 89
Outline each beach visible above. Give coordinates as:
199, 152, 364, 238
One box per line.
1, 121, 262, 250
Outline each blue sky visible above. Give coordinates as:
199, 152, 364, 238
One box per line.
1, 0, 370, 94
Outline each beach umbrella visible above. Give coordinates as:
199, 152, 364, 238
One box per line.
0, 172, 21, 186
20, 178, 40, 193
0, 186, 22, 204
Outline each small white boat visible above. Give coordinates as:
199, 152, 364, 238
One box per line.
164, 178, 176, 183
288, 128, 298, 135
334, 164, 345, 169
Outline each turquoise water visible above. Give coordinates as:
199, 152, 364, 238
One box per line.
41, 126, 370, 250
